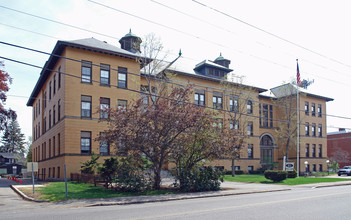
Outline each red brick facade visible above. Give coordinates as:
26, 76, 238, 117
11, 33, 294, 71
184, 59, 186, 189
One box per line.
327, 130, 351, 168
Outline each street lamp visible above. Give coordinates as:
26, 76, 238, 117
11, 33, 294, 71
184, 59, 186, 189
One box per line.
304, 161, 309, 177
326, 160, 330, 175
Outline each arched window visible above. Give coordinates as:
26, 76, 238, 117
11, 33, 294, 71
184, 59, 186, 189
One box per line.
260, 135, 273, 146
247, 100, 253, 114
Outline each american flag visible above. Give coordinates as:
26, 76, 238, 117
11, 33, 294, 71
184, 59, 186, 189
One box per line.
296, 60, 301, 85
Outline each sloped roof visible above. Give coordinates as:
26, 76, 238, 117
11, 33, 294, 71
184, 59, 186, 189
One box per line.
270, 83, 333, 102
27, 38, 146, 106
194, 59, 233, 72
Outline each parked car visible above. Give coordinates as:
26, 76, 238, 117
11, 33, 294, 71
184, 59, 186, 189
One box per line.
337, 166, 351, 176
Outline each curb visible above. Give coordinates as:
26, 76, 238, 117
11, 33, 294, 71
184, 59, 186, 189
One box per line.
314, 182, 351, 188
87, 188, 291, 207
10, 185, 49, 203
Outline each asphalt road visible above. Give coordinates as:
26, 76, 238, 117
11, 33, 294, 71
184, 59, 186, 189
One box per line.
1, 179, 351, 220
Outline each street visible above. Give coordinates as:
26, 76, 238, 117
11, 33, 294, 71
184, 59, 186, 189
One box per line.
1, 179, 351, 220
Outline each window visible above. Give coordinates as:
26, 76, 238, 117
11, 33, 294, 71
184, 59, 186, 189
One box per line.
248, 144, 253, 159
57, 167, 60, 178
53, 136, 55, 157
311, 103, 315, 116
212, 93, 223, 109
38, 100, 40, 115
58, 100, 61, 121
118, 67, 127, 88
319, 164, 323, 172
81, 131, 91, 154
318, 104, 322, 117
81, 95, 92, 118
306, 144, 310, 157
100, 64, 110, 85
247, 122, 253, 136
216, 119, 223, 130
305, 123, 309, 136
318, 124, 322, 137
229, 97, 239, 112
141, 94, 149, 105
49, 81, 52, 100
82, 61, 92, 83
33, 106, 35, 121
318, 144, 322, 157
38, 123, 40, 137
52, 167, 55, 178
313, 164, 316, 172
247, 100, 253, 114
261, 149, 273, 164
53, 74, 56, 95
118, 99, 127, 110
100, 98, 110, 119
49, 139, 51, 158
99, 132, 109, 155
230, 120, 239, 130
58, 133, 60, 155
234, 166, 240, 171
48, 168, 51, 179
269, 105, 273, 127
58, 66, 61, 89
43, 117, 46, 132
248, 166, 254, 172
195, 92, 205, 106
53, 105, 56, 125
312, 124, 316, 137
44, 92, 47, 109
305, 102, 309, 115
49, 110, 52, 129
312, 144, 316, 157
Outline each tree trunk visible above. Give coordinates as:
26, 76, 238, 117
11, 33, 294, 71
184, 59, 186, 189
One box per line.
231, 159, 235, 177
153, 167, 161, 190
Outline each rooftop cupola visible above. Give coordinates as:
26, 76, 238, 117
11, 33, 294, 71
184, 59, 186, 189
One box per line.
214, 53, 231, 68
119, 29, 142, 53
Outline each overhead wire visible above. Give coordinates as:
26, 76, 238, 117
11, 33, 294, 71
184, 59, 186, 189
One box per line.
2, 52, 351, 128
150, 0, 351, 80
191, 0, 351, 70
0, 40, 341, 119
2, 3, 351, 87
1, 4, 350, 129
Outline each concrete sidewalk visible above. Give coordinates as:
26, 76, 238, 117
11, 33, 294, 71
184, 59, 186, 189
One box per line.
10, 179, 351, 208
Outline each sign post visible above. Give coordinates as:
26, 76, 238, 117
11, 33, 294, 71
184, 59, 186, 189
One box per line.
285, 162, 295, 172
27, 162, 38, 194
64, 164, 68, 198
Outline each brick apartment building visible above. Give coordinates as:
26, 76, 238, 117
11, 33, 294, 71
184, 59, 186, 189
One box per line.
327, 129, 351, 168
27, 30, 333, 179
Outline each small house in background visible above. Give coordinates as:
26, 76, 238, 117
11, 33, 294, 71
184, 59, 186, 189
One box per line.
0, 153, 25, 176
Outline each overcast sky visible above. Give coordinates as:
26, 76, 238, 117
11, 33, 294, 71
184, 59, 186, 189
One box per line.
1, 0, 351, 140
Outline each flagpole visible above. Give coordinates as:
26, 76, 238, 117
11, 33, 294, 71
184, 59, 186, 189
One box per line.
296, 59, 300, 177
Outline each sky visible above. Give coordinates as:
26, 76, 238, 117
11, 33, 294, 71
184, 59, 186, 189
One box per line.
1, 0, 351, 141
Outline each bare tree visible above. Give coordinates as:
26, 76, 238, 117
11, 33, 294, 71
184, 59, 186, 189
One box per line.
271, 83, 301, 162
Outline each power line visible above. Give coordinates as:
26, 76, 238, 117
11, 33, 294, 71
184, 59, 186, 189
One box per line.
0, 5, 119, 41
192, 0, 351, 70
0, 40, 336, 117
0, 22, 59, 39
149, 0, 351, 81
2, 4, 351, 87
0, 40, 344, 117
2, 53, 351, 126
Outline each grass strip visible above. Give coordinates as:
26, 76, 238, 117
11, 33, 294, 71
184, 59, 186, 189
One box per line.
224, 174, 351, 185
33, 182, 174, 202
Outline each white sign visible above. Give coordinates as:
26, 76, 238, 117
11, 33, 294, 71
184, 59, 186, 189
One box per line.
27, 162, 38, 172
285, 162, 294, 171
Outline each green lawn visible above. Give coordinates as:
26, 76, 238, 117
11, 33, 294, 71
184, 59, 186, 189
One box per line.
224, 174, 351, 185
36, 182, 174, 202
